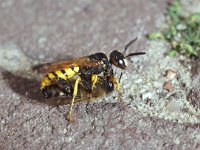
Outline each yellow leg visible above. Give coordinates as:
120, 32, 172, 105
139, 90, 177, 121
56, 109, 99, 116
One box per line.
68, 77, 81, 122
91, 75, 98, 90
110, 77, 122, 103
110, 77, 120, 94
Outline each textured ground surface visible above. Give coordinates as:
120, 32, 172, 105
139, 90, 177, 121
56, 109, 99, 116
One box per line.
0, 0, 200, 149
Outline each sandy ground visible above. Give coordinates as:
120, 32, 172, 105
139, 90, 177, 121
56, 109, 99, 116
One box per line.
0, 0, 200, 149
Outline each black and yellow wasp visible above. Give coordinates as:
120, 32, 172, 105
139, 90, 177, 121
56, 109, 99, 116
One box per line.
39, 38, 145, 121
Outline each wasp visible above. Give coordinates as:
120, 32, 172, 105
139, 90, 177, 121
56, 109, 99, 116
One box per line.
39, 38, 145, 122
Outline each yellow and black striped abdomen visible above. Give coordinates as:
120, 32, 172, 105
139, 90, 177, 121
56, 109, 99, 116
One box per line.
40, 66, 79, 89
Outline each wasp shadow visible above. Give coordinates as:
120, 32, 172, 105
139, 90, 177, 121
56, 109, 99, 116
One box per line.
2, 69, 79, 106
2, 70, 44, 101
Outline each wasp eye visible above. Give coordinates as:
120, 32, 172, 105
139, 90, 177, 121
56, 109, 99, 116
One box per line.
119, 59, 123, 65
118, 59, 127, 69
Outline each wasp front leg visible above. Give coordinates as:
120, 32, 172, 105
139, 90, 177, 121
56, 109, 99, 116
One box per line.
102, 77, 114, 93
109, 77, 123, 104
108, 77, 120, 94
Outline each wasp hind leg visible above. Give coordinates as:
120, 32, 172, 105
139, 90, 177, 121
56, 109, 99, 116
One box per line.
68, 77, 81, 122
57, 78, 73, 98
41, 87, 52, 98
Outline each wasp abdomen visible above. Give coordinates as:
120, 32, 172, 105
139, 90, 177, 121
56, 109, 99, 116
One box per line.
40, 67, 79, 90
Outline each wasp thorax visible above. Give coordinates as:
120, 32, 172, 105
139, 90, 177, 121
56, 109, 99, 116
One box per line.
110, 50, 128, 69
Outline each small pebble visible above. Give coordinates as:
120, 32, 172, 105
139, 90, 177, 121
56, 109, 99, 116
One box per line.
163, 81, 173, 92
166, 69, 176, 80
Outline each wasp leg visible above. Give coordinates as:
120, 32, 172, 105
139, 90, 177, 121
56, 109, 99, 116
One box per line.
110, 77, 120, 93
91, 74, 98, 90
81, 80, 92, 93
78, 75, 98, 94
110, 77, 123, 104
41, 87, 52, 98
57, 78, 73, 98
103, 78, 114, 93
68, 77, 81, 122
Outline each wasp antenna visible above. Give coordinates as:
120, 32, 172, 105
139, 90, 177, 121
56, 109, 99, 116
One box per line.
119, 72, 123, 83
123, 37, 138, 54
126, 52, 146, 58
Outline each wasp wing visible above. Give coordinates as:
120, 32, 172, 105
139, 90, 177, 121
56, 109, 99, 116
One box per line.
37, 56, 101, 73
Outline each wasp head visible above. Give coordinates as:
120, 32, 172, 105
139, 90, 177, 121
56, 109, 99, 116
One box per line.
110, 50, 128, 69
110, 38, 146, 69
